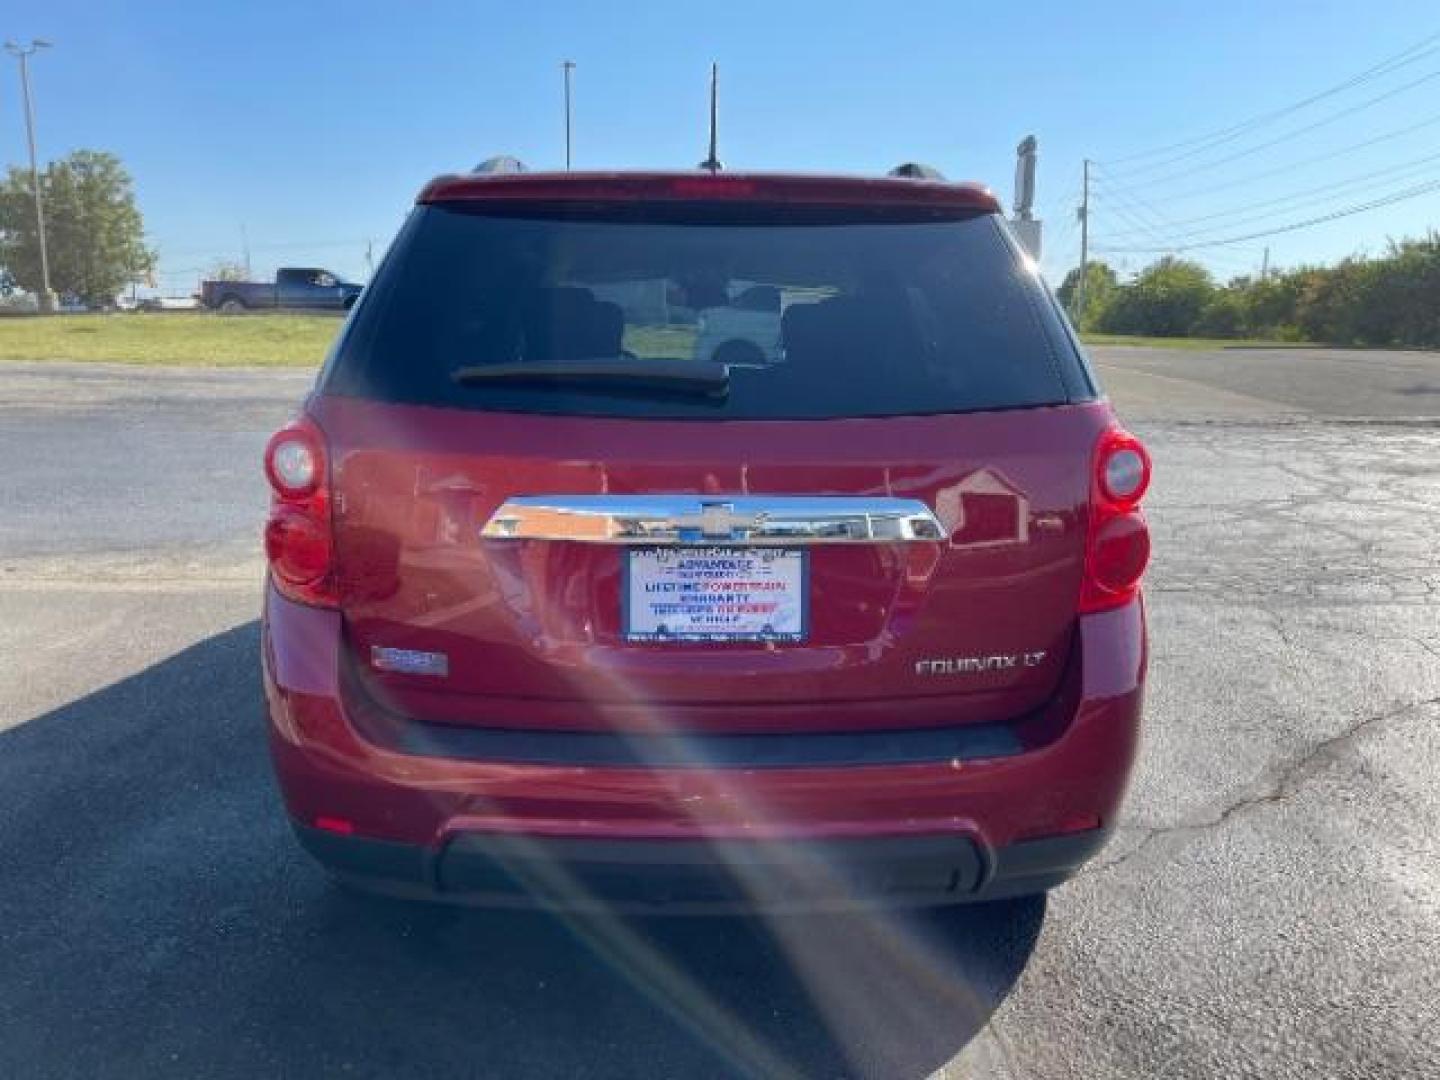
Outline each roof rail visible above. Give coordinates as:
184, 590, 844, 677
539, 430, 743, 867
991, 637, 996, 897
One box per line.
888, 163, 946, 180
473, 155, 528, 175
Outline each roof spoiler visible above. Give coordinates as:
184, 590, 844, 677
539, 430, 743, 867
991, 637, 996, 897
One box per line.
418, 172, 1000, 212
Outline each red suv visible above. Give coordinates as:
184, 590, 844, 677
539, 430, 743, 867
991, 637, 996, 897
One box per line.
261, 168, 1150, 911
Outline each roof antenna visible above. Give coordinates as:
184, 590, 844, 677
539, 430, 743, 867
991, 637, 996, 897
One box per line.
697, 62, 722, 173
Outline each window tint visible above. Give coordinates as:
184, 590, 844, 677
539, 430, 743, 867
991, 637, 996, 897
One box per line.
325, 204, 1084, 419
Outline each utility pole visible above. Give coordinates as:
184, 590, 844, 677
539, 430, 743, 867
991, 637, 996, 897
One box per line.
5, 39, 54, 314
1260, 246, 1270, 281
1075, 158, 1091, 322
562, 60, 575, 170
240, 223, 252, 279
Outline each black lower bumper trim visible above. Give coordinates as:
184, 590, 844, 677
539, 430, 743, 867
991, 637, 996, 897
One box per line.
294, 823, 1111, 912
437, 832, 984, 907
375, 719, 1024, 769
340, 653, 1027, 769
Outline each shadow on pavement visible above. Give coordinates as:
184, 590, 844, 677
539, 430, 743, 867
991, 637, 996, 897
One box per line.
0, 624, 1044, 1079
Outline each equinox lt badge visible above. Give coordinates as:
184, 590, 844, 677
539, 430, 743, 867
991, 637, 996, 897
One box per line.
915, 651, 1046, 676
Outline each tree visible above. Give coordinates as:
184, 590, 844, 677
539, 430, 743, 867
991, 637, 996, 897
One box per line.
1055, 261, 1117, 329
1293, 257, 1376, 344
206, 259, 249, 282
1193, 289, 1245, 338
1074, 229, 1440, 346
0, 150, 156, 307
1097, 257, 1214, 337
1231, 271, 1308, 339
1363, 234, 1440, 347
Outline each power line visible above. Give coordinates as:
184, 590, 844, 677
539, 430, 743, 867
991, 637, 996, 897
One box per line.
1095, 147, 1440, 240
1095, 176, 1440, 253
1092, 190, 1176, 248
1101, 28, 1440, 169
1087, 194, 1265, 265
1107, 65, 1440, 190
1097, 108, 1440, 209
1087, 169, 1226, 259
1048, 212, 1081, 255
1091, 169, 1193, 237
1067, 169, 1256, 274
1082, 169, 1223, 271
1039, 181, 1082, 229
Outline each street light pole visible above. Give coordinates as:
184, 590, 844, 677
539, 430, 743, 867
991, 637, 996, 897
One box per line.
1075, 158, 1090, 323
5, 39, 54, 314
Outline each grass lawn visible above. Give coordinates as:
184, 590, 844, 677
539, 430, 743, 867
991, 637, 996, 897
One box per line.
624, 325, 697, 359
1080, 332, 1296, 350
0, 312, 1309, 367
0, 312, 706, 367
0, 312, 341, 366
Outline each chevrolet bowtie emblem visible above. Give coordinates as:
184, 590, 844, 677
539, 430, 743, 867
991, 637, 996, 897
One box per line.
671, 501, 769, 540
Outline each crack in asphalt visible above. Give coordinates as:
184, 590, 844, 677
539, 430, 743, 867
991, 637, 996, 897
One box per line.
1141, 423, 1440, 607
1083, 692, 1440, 879
1413, 639, 1440, 662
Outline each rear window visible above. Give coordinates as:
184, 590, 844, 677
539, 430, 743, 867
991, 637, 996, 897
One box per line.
324, 203, 1089, 419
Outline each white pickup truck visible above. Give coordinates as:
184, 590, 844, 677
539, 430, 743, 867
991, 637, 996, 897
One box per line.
693, 285, 783, 365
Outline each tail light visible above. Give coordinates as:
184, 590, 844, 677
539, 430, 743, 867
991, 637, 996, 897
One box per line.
668, 177, 759, 198
263, 416, 337, 608
1079, 427, 1152, 614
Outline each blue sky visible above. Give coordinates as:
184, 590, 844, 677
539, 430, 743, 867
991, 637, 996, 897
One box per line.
7, 0, 1440, 291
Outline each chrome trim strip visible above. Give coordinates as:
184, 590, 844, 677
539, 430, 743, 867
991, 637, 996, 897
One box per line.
481, 495, 945, 545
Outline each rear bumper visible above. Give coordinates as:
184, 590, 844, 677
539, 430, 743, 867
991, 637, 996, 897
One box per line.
263, 584, 1144, 909
295, 821, 1112, 913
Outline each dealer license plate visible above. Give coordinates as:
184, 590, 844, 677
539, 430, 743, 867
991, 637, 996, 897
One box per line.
623, 547, 808, 643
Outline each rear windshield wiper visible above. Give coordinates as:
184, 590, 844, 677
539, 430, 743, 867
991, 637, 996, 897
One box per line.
452, 359, 729, 398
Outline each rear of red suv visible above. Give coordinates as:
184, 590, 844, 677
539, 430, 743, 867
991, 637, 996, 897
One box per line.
261, 169, 1150, 911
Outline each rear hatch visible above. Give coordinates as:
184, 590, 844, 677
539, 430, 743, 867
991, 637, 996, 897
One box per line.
316, 176, 1105, 734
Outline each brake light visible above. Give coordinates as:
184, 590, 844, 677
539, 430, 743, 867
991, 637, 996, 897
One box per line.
263, 416, 336, 607
1079, 427, 1152, 614
668, 177, 758, 198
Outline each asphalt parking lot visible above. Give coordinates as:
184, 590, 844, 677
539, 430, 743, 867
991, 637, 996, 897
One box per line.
2, 346, 1438, 1078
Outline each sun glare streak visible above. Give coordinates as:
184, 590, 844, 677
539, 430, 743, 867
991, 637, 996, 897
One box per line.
380, 626, 1005, 1074
349, 418, 1008, 1072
